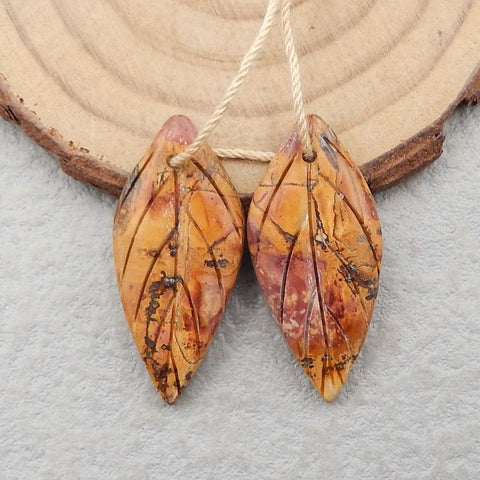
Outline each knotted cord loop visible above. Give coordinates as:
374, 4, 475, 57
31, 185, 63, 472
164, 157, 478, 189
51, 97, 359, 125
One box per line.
169, 0, 312, 167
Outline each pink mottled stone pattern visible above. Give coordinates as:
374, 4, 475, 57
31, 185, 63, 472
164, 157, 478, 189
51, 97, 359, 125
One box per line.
113, 116, 244, 404
247, 115, 382, 402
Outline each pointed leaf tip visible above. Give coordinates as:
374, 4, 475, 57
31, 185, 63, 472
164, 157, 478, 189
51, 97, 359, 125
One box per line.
159, 115, 198, 145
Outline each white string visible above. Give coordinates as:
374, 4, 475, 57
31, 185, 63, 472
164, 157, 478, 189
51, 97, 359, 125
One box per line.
213, 148, 274, 163
169, 0, 281, 168
280, 0, 314, 159
169, 0, 313, 167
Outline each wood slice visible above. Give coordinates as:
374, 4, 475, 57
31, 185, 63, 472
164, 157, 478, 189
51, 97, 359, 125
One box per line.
0, 0, 479, 199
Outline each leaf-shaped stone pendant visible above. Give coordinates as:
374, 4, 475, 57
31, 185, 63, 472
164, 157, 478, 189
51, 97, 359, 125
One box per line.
113, 116, 244, 404
247, 115, 382, 402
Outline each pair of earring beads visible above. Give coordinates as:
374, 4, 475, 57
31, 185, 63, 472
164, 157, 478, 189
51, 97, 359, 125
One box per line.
113, 0, 382, 404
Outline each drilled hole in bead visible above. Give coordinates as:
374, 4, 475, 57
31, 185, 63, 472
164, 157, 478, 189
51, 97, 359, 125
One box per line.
302, 151, 317, 163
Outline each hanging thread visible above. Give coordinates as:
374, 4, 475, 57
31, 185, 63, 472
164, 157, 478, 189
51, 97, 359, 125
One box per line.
280, 0, 314, 160
170, 0, 311, 167
169, 0, 281, 167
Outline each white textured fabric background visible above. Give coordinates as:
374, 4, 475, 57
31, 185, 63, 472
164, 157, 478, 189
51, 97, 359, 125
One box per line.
0, 106, 479, 479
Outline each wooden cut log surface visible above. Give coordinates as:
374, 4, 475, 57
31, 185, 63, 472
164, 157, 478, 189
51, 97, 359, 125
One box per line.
0, 0, 479, 199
